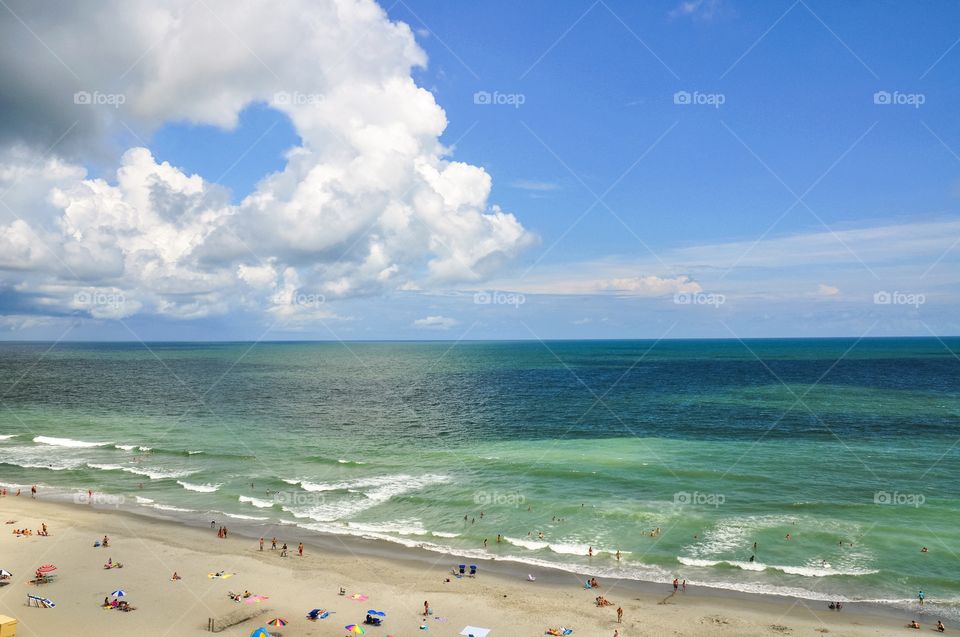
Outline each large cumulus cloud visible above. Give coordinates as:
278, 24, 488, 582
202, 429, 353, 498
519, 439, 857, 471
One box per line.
0, 0, 533, 325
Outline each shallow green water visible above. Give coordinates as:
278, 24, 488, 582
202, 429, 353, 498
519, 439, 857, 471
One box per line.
0, 339, 957, 618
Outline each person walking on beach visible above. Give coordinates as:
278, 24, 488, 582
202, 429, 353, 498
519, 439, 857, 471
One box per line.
919, 590, 925, 606
259, 537, 264, 551
673, 578, 679, 592
682, 579, 687, 592
298, 542, 303, 557
31, 485, 36, 498
271, 537, 277, 550
616, 606, 623, 623
424, 600, 430, 616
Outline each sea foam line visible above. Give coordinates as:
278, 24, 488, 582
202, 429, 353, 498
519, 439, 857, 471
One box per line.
34, 435, 112, 448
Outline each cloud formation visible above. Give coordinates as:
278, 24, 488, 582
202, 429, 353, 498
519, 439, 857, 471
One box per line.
0, 0, 533, 325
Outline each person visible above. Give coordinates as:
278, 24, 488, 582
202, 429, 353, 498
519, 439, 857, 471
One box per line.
613, 631, 619, 637
259, 537, 264, 551
616, 550, 621, 561
937, 620, 945, 632
785, 533, 791, 540
171, 571, 181, 580
31, 485, 36, 498
271, 537, 277, 550
749, 555, 755, 562
910, 620, 920, 629
280, 543, 288, 557
424, 600, 430, 616
616, 606, 623, 623
922, 547, 929, 553
298, 542, 303, 557
102, 535, 109, 547
588, 546, 593, 557
682, 578, 687, 591
919, 590, 925, 606
673, 578, 679, 592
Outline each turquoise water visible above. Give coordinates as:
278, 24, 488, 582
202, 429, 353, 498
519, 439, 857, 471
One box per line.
1, 339, 958, 617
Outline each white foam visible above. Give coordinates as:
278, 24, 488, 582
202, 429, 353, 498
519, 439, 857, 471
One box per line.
432, 531, 461, 538
34, 435, 111, 448
0, 434, 17, 440
87, 463, 196, 480
224, 512, 270, 521
676, 556, 878, 577
134, 496, 155, 504
284, 474, 450, 522
347, 519, 428, 536
239, 495, 275, 509
177, 481, 221, 493
150, 503, 193, 513
187, 450, 204, 455
115, 444, 136, 451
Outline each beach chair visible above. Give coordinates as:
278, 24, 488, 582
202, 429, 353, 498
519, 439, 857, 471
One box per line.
458, 564, 466, 575
469, 564, 477, 576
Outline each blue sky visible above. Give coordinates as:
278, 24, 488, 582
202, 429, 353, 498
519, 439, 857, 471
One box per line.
0, 0, 958, 340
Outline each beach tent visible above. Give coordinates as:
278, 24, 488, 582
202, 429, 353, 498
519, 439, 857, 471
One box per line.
26, 595, 55, 608
250, 629, 270, 637
459, 627, 491, 637
0, 569, 11, 578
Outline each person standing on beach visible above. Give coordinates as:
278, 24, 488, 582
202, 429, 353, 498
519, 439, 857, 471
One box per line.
919, 590, 925, 606
259, 537, 264, 551
682, 579, 687, 591
616, 606, 623, 623
31, 485, 36, 498
424, 600, 430, 616
298, 542, 303, 557
271, 537, 277, 550
673, 578, 679, 592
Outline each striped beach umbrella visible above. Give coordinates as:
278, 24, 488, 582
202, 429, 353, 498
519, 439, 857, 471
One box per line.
344, 625, 365, 634
36, 564, 57, 573
266, 618, 287, 626
110, 589, 126, 597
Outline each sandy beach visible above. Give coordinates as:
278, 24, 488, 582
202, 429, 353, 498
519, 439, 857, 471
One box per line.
0, 495, 911, 637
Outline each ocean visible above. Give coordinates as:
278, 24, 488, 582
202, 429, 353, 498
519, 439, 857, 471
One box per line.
1, 338, 957, 618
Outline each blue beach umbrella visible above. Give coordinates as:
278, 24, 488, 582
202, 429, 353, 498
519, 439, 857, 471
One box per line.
366, 609, 386, 616
250, 629, 270, 637
110, 590, 126, 597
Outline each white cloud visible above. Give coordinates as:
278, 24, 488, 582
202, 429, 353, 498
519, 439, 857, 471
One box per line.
0, 0, 533, 323
817, 283, 840, 297
669, 0, 722, 21
413, 315, 458, 329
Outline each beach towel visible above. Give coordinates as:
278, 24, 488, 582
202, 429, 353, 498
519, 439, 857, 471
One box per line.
207, 572, 235, 579
348, 593, 369, 601
460, 626, 491, 637
243, 595, 269, 604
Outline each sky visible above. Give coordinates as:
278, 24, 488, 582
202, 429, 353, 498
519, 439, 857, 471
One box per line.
0, 0, 958, 341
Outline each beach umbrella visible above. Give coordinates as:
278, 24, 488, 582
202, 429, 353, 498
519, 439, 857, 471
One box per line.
266, 618, 287, 627
250, 629, 270, 637
0, 569, 11, 577
344, 625, 365, 634
36, 564, 57, 573
110, 590, 126, 597
366, 610, 386, 616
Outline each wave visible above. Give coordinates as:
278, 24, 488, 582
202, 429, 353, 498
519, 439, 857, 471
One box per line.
149, 503, 193, 513
502, 536, 623, 557
177, 481, 221, 493
283, 474, 450, 522
239, 495, 275, 509
676, 557, 878, 578
346, 520, 428, 536
134, 496, 154, 504
34, 435, 112, 448
115, 444, 153, 452
432, 531, 461, 538
224, 512, 270, 521
0, 434, 17, 440
86, 463, 197, 480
